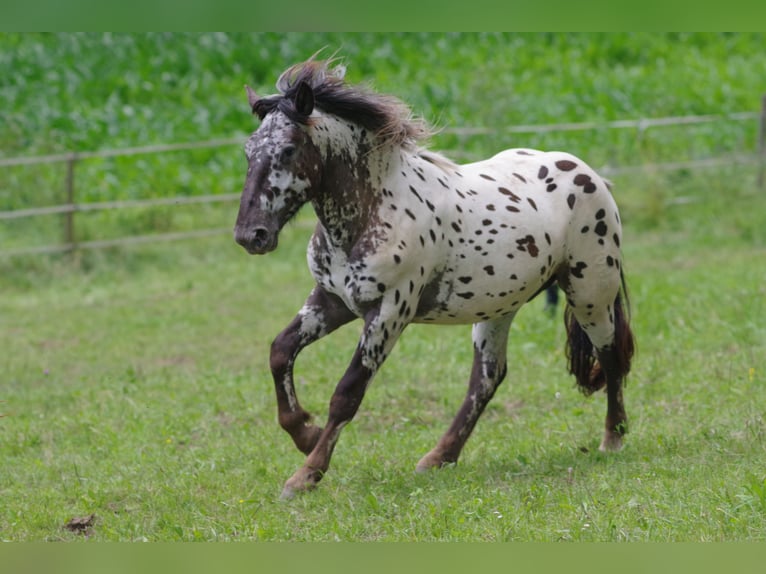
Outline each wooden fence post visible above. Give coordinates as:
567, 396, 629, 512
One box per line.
65, 154, 77, 251
758, 93, 766, 189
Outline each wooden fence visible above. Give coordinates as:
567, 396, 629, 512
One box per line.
2, 107, 765, 258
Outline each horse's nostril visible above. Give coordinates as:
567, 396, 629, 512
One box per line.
253, 227, 269, 247
235, 226, 269, 249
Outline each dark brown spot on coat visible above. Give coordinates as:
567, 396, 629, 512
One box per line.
567, 193, 576, 209
516, 235, 539, 257
573, 173, 598, 194
409, 185, 423, 202
555, 159, 578, 171
570, 261, 588, 278
498, 187, 522, 202
538, 165, 549, 179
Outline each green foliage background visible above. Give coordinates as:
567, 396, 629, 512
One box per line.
1, 32, 764, 248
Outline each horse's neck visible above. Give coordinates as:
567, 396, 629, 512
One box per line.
311, 122, 399, 251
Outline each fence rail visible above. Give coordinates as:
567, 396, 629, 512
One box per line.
0, 111, 761, 169
0, 193, 242, 221
442, 112, 760, 136
2, 108, 765, 258
0, 137, 246, 168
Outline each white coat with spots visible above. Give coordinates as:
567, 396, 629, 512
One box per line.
234, 59, 635, 498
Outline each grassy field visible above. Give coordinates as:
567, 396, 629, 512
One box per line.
2, 33, 766, 541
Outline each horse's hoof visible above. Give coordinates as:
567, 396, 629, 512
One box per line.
280, 487, 294, 500
415, 452, 439, 473
415, 462, 434, 473
416, 450, 455, 473
279, 467, 321, 500
598, 432, 623, 453
280, 479, 311, 500
280, 484, 298, 501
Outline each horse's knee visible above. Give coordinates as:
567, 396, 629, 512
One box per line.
279, 414, 322, 455
278, 407, 310, 430
270, 331, 296, 378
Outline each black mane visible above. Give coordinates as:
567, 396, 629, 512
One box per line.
253, 58, 431, 148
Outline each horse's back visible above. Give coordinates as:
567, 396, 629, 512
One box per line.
459, 147, 621, 256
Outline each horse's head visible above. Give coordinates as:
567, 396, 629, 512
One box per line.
234, 82, 322, 255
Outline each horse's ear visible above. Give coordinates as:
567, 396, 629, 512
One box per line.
245, 85, 259, 114
294, 81, 314, 117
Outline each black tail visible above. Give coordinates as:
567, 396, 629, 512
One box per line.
565, 270, 635, 395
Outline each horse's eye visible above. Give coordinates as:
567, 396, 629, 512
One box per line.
280, 146, 296, 163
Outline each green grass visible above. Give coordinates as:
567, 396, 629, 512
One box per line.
2, 165, 765, 541
2, 32, 766, 541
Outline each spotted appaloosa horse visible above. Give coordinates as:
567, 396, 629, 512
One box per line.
234, 58, 635, 499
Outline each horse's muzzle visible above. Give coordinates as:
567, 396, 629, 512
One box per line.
234, 225, 278, 254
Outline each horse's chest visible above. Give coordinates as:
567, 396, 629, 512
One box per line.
307, 243, 384, 317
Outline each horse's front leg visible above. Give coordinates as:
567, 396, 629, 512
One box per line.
270, 286, 356, 455
416, 314, 515, 471
280, 303, 406, 499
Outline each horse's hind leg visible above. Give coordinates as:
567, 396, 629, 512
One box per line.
596, 342, 628, 452
564, 279, 634, 452
270, 286, 356, 454
416, 315, 515, 472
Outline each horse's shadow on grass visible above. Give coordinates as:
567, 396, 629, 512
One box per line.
403, 440, 649, 493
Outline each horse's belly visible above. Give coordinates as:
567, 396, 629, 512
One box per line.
413, 262, 553, 325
